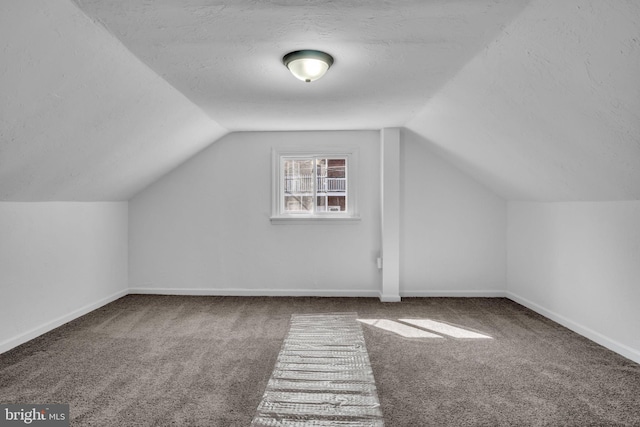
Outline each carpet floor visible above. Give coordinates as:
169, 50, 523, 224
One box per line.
1, 295, 639, 426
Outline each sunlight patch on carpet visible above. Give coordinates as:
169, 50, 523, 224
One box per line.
400, 319, 492, 339
357, 319, 442, 338
252, 313, 384, 427
358, 318, 493, 339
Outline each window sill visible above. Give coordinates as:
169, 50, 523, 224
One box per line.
270, 216, 361, 225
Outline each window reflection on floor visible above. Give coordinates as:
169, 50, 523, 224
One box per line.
358, 318, 492, 339
357, 319, 443, 338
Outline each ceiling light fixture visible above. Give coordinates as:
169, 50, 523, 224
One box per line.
282, 50, 334, 83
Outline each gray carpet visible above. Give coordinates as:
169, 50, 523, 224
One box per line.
1, 295, 639, 426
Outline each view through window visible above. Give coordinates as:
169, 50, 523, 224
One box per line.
282, 157, 347, 214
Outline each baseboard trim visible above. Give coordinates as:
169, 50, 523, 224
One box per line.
379, 293, 402, 302
128, 287, 381, 298
401, 290, 507, 298
506, 291, 640, 364
0, 289, 128, 355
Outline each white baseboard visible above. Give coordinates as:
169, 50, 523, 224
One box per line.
128, 287, 381, 298
379, 293, 402, 302
0, 289, 128, 355
127, 288, 507, 300
506, 291, 640, 364
401, 290, 507, 298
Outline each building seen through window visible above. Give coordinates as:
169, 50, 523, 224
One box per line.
283, 158, 347, 214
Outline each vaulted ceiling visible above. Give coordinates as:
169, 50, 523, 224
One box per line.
406, 0, 640, 201
1, 0, 638, 201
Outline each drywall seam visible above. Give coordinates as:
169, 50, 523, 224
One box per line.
128, 288, 381, 298
0, 289, 127, 355
507, 291, 640, 364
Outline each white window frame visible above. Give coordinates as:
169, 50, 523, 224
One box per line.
271, 147, 360, 223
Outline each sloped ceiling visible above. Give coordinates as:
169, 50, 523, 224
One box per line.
0, 1, 226, 201
1, 0, 638, 201
406, 0, 640, 201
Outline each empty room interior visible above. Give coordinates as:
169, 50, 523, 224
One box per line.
1, 1, 639, 426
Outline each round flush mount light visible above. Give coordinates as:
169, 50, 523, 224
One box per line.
282, 50, 334, 83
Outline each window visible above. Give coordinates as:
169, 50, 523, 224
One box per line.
272, 149, 359, 222
283, 157, 346, 213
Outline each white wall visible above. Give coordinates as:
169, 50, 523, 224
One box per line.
130, 129, 508, 297
129, 131, 382, 296
508, 201, 640, 363
400, 130, 507, 295
0, 202, 128, 353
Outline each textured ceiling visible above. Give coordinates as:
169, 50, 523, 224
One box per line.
1, 0, 638, 201
0, 1, 226, 200
72, 0, 530, 131
406, 0, 640, 201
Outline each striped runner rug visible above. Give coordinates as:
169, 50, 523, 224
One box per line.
252, 313, 384, 426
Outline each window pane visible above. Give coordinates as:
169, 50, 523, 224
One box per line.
284, 195, 313, 212
317, 158, 347, 212
283, 159, 314, 213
